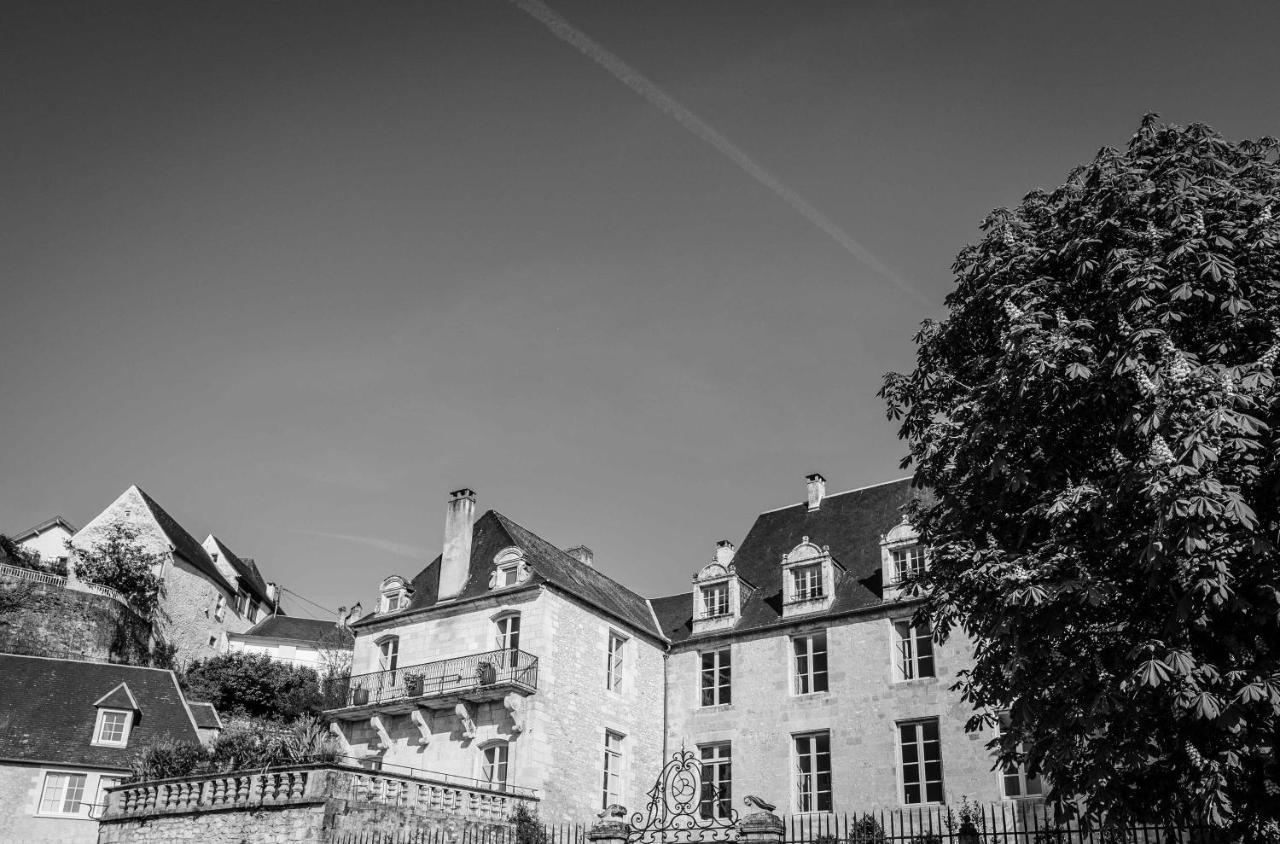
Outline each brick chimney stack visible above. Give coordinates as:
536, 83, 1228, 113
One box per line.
806, 473, 826, 511
440, 489, 476, 600
715, 540, 735, 566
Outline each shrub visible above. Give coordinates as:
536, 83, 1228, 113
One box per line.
68, 523, 163, 614
848, 815, 887, 844
181, 652, 324, 722
130, 738, 206, 781
513, 803, 548, 844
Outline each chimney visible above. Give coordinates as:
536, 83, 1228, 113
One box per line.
715, 540, 735, 566
266, 582, 279, 605
806, 473, 826, 511
566, 545, 594, 567
440, 488, 476, 600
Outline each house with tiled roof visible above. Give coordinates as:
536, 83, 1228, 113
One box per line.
325, 489, 666, 822
0, 654, 211, 843
227, 614, 353, 672
10, 515, 78, 568
71, 485, 282, 664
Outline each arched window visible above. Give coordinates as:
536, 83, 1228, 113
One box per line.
481, 741, 509, 791
493, 612, 522, 670
376, 635, 400, 674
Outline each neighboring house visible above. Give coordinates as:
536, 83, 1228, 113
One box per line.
653, 474, 1038, 813
227, 615, 354, 673
11, 515, 78, 568
72, 485, 281, 664
201, 535, 279, 628
326, 489, 666, 823
0, 654, 211, 844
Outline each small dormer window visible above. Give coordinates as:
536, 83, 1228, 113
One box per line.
780, 538, 841, 617
378, 575, 413, 614
700, 582, 729, 617
95, 710, 132, 746
791, 564, 824, 601
691, 542, 752, 634
881, 516, 927, 597
891, 546, 926, 584
488, 547, 531, 590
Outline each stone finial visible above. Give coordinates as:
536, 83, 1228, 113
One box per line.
737, 795, 784, 844
588, 805, 630, 844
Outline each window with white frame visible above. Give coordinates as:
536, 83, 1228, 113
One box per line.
700, 648, 731, 706
377, 636, 400, 673
792, 631, 828, 694
38, 772, 88, 816
495, 614, 521, 652
495, 562, 520, 588
606, 632, 626, 692
997, 713, 1044, 799
899, 719, 944, 804
601, 730, 625, 808
482, 741, 510, 791
700, 582, 729, 617
793, 732, 832, 813
891, 545, 926, 584
213, 594, 226, 622
699, 743, 732, 819
893, 619, 935, 680
791, 564, 824, 601
93, 710, 132, 747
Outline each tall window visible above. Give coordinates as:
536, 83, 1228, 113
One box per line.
700, 583, 729, 617
899, 719, 944, 804
39, 772, 88, 816
495, 614, 521, 652
794, 732, 832, 813
607, 633, 626, 692
699, 743, 732, 819
892, 546, 926, 583
482, 742, 510, 790
893, 620, 935, 680
700, 648, 731, 706
378, 637, 400, 673
998, 713, 1044, 799
791, 565, 824, 601
602, 731, 624, 808
93, 710, 131, 747
793, 632, 828, 694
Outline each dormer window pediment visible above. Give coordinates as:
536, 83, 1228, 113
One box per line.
92, 682, 138, 747
488, 547, 532, 590
781, 536, 841, 617
691, 542, 750, 633
378, 575, 413, 614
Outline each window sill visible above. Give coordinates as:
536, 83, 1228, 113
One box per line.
696, 703, 733, 711
790, 691, 831, 699
91, 740, 128, 748
891, 676, 939, 685
35, 811, 90, 819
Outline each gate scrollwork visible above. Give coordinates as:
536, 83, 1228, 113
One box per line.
627, 746, 738, 843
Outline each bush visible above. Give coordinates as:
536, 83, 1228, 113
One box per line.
69, 523, 163, 614
182, 652, 324, 722
848, 816, 887, 844
130, 738, 206, 781
512, 803, 548, 844
0, 534, 64, 575
127, 716, 338, 783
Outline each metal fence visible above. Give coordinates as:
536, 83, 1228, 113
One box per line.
325, 648, 540, 709
324, 822, 587, 844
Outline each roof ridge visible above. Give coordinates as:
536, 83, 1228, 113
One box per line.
492, 511, 651, 604
0, 652, 175, 673
757, 476, 915, 514
130, 487, 237, 596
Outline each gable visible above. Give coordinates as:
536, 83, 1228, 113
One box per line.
93, 682, 139, 711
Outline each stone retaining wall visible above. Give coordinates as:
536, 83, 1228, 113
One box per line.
0, 572, 154, 664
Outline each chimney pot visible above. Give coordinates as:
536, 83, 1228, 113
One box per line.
566, 545, 594, 567
806, 473, 826, 511
440, 489, 477, 600
715, 540, 735, 566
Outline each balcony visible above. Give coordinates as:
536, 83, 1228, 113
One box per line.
324, 648, 539, 718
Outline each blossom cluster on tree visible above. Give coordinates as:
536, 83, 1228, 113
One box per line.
881, 117, 1280, 838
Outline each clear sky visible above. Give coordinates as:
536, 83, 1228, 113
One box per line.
3, 1, 1278, 619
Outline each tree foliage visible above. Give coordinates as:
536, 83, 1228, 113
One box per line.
0, 533, 64, 575
881, 117, 1280, 837
69, 522, 163, 614
181, 652, 324, 722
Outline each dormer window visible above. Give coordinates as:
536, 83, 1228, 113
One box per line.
91, 682, 138, 748
881, 516, 927, 597
378, 575, 413, 614
488, 547, 531, 590
780, 538, 841, 617
691, 541, 751, 634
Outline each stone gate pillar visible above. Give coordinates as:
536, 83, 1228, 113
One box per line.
737, 806, 785, 844
589, 807, 630, 844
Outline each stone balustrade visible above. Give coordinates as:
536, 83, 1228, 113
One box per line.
103, 762, 535, 824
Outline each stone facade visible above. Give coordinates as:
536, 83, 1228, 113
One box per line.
0, 762, 119, 844
664, 606, 999, 812
339, 586, 664, 822
0, 573, 154, 664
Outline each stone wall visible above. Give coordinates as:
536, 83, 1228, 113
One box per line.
665, 605, 1000, 812
0, 762, 117, 844
0, 573, 154, 664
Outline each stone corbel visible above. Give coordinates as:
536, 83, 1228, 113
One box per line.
455, 701, 477, 739
410, 707, 431, 745
370, 714, 392, 748
503, 692, 526, 733
329, 721, 352, 754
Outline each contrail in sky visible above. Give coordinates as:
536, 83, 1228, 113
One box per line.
508, 0, 924, 303
294, 529, 428, 560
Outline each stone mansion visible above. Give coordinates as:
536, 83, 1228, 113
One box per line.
325, 475, 1041, 822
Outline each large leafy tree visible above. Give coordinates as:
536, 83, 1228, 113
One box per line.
881, 117, 1280, 837
182, 652, 324, 722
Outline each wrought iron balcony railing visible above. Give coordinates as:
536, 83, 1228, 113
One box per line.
324, 648, 539, 711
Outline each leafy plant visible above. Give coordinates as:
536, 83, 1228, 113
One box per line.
847, 815, 887, 844
130, 738, 207, 781
512, 803, 548, 844
181, 652, 324, 722
881, 116, 1280, 838
68, 522, 163, 614
0, 534, 63, 575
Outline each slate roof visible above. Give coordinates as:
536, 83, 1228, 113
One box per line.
357, 510, 663, 639
93, 683, 139, 710
657, 478, 927, 644
206, 535, 272, 605
0, 655, 201, 770
234, 615, 352, 647
132, 487, 237, 596
187, 702, 221, 730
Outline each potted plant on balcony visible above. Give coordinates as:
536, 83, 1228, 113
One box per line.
404, 672, 425, 697
477, 660, 497, 685
352, 687, 370, 706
